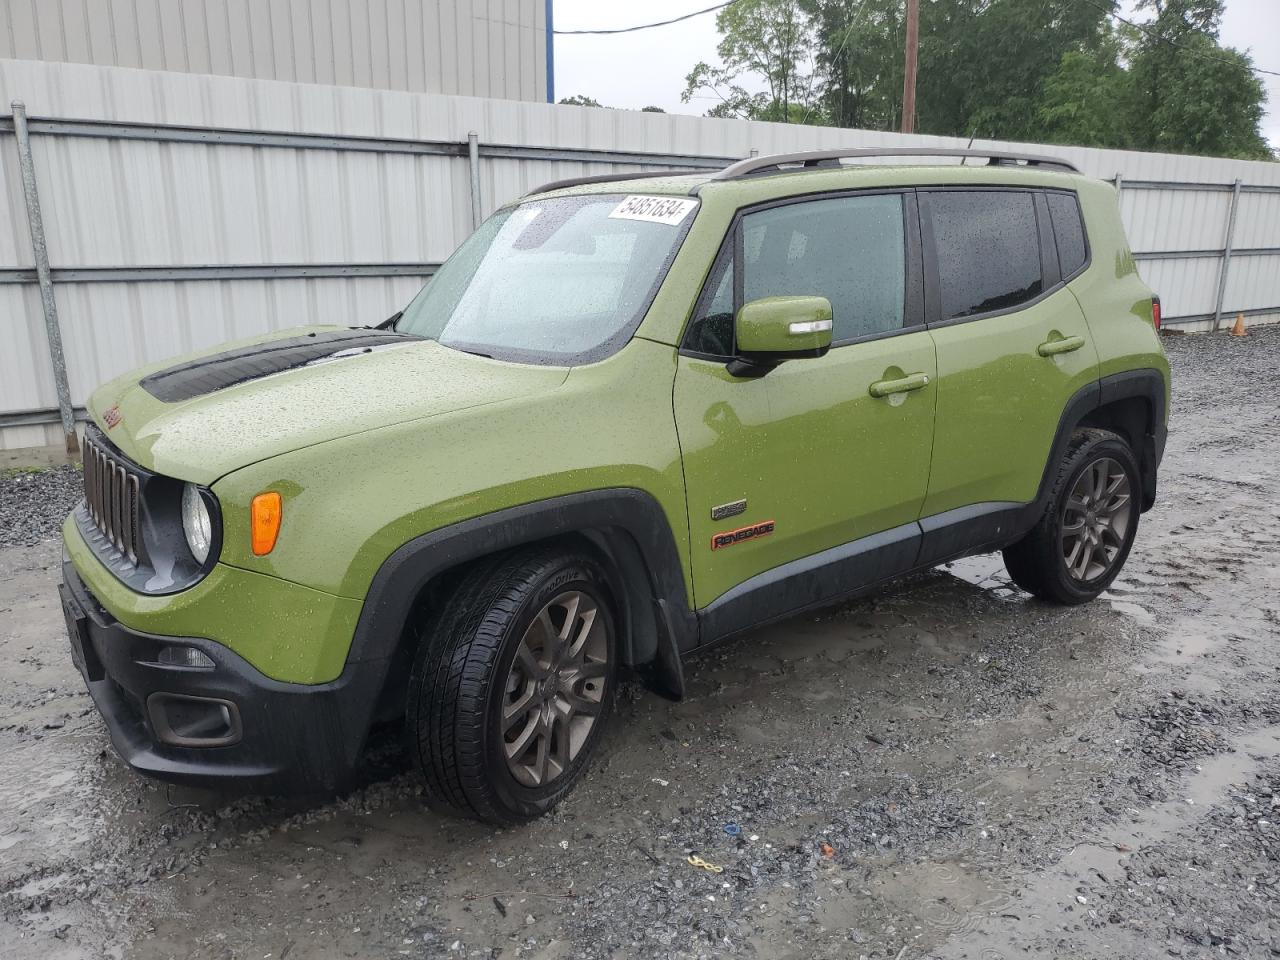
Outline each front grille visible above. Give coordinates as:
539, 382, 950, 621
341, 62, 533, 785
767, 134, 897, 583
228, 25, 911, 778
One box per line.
82, 433, 146, 565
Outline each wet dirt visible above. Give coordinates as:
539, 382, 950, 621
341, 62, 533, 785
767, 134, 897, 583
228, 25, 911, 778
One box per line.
1, 326, 1278, 959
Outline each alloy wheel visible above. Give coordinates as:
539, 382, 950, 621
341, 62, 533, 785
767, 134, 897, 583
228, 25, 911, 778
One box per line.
1061, 456, 1132, 582
501, 590, 608, 788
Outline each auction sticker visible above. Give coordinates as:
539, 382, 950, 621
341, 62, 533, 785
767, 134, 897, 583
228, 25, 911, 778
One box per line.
609, 195, 698, 226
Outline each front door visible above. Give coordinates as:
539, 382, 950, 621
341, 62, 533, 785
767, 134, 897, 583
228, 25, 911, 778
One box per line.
673, 190, 938, 618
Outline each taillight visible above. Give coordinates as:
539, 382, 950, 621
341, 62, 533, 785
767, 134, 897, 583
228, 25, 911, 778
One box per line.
1151, 296, 1161, 330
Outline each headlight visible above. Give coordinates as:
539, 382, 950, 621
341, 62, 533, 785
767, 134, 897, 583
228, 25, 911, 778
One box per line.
181, 483, 213, 564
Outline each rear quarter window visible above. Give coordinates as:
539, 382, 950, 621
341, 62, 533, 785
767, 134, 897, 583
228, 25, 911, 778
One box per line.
1046, 191, 1088, 278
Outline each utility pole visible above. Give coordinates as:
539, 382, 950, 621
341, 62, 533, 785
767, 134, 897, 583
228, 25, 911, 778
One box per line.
901, 0, 919, 134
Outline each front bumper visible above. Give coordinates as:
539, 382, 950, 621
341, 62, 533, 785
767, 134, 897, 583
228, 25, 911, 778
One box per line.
60, 558, 387, 793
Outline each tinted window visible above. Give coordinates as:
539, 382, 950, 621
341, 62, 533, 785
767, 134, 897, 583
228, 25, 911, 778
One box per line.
1047, 192, 1087, 277
929, 191, 1043, 320
742, 194, 906, 342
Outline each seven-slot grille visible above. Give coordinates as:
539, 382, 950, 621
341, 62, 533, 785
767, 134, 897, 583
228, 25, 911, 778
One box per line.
81, 434, 145, 565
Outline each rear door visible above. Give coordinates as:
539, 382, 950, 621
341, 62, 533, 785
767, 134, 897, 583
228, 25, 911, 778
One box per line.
673, 190, 937, 617
918, 187, 1099, 560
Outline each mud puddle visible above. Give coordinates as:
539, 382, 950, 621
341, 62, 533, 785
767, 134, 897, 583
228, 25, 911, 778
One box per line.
930, 723, 1280, 957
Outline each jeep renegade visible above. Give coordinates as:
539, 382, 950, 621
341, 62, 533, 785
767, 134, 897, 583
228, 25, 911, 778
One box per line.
59, 148, 1169, 823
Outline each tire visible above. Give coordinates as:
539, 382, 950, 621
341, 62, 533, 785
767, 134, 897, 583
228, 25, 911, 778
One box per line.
405, 547, 617, 824
1002, 428, 1140, 605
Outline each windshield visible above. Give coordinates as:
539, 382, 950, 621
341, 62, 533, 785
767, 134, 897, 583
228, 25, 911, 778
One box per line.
396, 193, 698, 364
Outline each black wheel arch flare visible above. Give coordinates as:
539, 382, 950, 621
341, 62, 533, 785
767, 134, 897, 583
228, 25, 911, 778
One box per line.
1028, 368, 1167, 524
348, 489, 697, 701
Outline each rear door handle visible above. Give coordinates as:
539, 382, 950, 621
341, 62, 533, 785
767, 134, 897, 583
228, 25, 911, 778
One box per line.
1037, 335, 1086, 357
869, 372, 930, 398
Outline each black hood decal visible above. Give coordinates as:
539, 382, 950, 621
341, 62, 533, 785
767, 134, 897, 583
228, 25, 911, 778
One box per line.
140, 329, 422, 403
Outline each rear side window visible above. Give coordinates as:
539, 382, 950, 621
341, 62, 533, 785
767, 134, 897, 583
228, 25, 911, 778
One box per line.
1047, 192, 1088, 278
928, 191, 1043, 320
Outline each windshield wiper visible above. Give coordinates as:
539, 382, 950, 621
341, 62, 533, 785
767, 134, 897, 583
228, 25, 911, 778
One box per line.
438, 339, 494, 359
375, 310, 403, 331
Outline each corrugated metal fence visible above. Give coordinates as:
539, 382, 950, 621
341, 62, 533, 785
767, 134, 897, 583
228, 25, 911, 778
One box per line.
2, 57, 1279, 452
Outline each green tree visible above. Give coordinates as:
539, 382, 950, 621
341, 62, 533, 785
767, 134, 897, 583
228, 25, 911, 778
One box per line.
914, 0, 1114, 140
682, 0, 816, 121
1126, 0, 1271, 159
682, 0, 1272, 159
1036, 31, 1135, 149
801, 0, 904, 129
558, 95, 605, 107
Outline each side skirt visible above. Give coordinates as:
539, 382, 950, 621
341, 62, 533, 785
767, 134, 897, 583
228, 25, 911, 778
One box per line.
693, 501, 1031, 652
695, 521, 921, 649
917, 501, 1025, 569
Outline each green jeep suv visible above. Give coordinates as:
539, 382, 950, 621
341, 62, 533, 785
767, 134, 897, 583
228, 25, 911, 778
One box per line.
59, 148, 1168, 823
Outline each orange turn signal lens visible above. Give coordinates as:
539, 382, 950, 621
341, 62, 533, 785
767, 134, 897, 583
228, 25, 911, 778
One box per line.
250, 492, 282, 556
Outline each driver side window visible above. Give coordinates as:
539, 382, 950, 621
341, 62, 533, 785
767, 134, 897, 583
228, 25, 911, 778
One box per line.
743, 194, 905, 342
682, 192, 907, 358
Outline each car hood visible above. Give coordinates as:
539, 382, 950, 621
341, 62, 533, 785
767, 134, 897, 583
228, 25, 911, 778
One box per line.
87, 326, 569, 484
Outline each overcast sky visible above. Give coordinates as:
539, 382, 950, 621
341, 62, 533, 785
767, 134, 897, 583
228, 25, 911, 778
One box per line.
552, 0, 1280, 148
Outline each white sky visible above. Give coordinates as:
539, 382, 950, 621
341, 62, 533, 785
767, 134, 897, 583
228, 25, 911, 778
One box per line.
552, 0, 1280, 148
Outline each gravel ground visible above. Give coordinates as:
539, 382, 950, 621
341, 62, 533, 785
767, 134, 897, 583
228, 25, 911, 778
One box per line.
0, 325, 1278, 959
0, 465, 82, 548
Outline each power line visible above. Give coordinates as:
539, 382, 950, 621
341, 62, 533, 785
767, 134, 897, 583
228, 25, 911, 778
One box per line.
553, 0, 742, 36
1083, 0, 1280, 79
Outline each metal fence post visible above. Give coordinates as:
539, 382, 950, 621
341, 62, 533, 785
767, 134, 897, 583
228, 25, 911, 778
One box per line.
1211, 178, 1242, 332
467, 131, 482, 230
11, 100, 78, 457
1113, 172, 1122, 200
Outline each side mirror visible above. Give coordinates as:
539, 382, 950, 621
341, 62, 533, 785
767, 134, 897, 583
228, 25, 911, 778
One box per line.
729, 296, 833, 378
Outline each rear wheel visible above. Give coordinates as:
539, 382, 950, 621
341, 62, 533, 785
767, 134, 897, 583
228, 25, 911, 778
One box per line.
1002, 428, 1140, 605
405, 548, 616, 824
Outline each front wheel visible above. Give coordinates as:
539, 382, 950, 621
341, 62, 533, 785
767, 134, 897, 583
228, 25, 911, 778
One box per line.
1002, 428, 1140, 605
405, 548, 617, 824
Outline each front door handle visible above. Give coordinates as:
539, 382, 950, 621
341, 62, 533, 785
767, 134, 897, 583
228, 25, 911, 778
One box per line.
869, 372, 930, 398
1037, 335, 1086, 357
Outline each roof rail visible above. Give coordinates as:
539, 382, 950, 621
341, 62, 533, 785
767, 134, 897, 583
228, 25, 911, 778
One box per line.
523, 147, 1078, 198
711, 147, 1080, 180
526, 169, 714, 197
